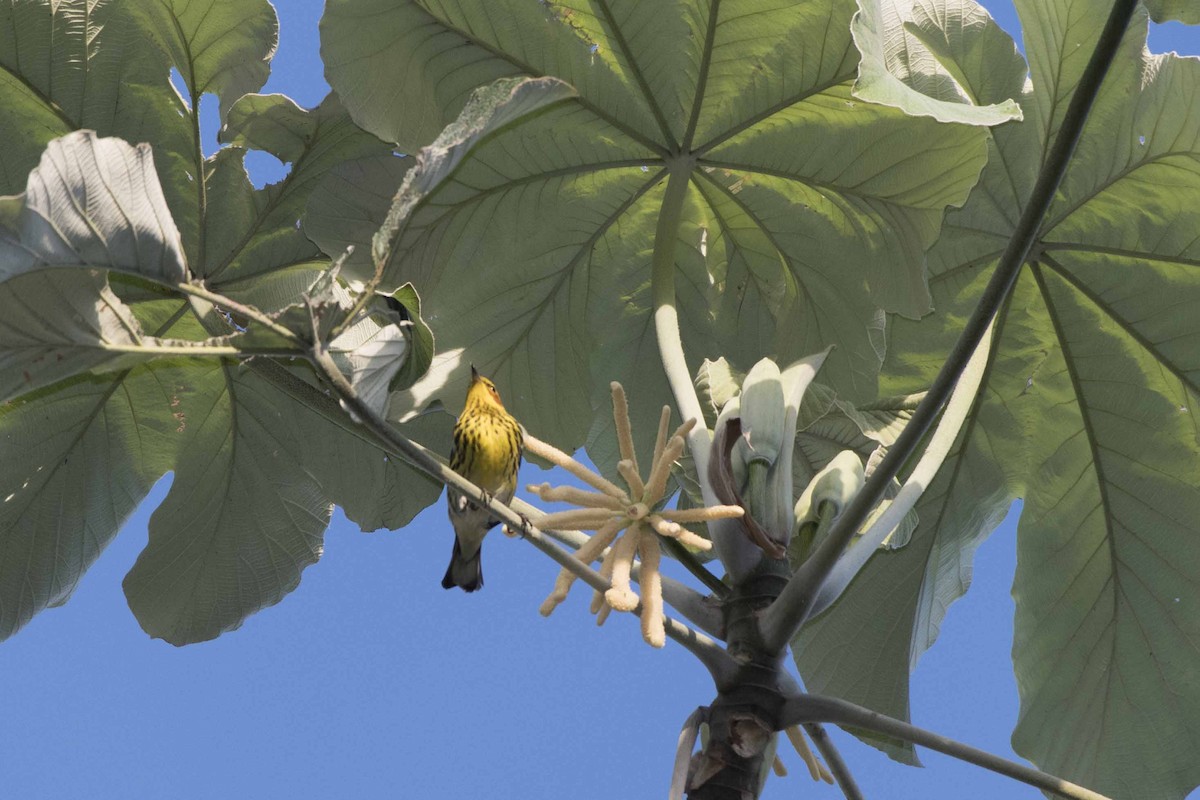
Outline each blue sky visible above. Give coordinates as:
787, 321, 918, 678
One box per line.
2, 3, 1198, 799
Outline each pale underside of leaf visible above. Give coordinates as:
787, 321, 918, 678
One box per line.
0, 131, 187, 284
852, 0, 1025, 125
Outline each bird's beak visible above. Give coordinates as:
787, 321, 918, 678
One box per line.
470, 364, 480, 383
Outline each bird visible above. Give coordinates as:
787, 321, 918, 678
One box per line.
443, 365, 523, 592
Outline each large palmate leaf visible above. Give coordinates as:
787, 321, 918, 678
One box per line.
0, 0, 464, 644
205, 92, 391, 300
798, 2, 1200, 796
319, 0, 1006, 479
0, 129, 429, 645
121, 362, 451, 645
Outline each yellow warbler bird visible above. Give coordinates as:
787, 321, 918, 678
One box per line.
443, 366, 523, 592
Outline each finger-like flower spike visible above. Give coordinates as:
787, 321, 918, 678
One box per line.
524, 382, 744, 647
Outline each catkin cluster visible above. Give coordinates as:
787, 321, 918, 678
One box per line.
525, 383, 742, 647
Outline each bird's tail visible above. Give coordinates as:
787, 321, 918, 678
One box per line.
441, 536, 484, 592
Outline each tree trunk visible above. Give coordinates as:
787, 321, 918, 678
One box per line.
688, 569, 790, 799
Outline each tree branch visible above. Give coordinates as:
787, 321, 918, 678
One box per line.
756, 0, 1140, 652
760, 320, 994, 650
307, 344, 737, 683
102, 342, 304, 359
233, 360, 729, 642
783, 695, 1113, 800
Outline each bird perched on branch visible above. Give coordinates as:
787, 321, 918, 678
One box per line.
443, 366, 523, 592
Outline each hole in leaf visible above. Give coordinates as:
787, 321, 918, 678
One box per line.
169, 68, 190, 109
197, 93, 221, 159
244, 150, 292, 189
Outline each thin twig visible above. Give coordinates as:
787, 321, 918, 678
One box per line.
802, 723, 861, 799
784, 695, 1112, 800
659, 535, 729, 598
175, 281, 305, 345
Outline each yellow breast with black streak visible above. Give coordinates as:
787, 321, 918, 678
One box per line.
450, 406, 522, 495
449, 374, 522, 498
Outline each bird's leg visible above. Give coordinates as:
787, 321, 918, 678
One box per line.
502, 512, 533, 539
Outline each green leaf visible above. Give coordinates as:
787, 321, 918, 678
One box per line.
305, 155, 413, 283
322, 0, 998, 465
1008, 266, 1200, 800
122, 362, 331, 645
326, 406, 452, 534
793, 386, 913, 482
852, 0, 1025, 125
1143, 0, 1200, 25
793, 429, 1013, 764
128, 0, 278, 120
122, 361, 449, 645
0, 0, 283, 265
204, 93, 393, 295
815, 3, 1200, 794
385, 284, 435, 392
307, 77, 585, 447
0, 131, 202, 401
371, 76, 580, 270
0, 363, 194, 641
0, 1, 189, 196
247, 361, 451, 536
0, 270, 146, 403
320, 0, 657, 151
836, 392, 924, 449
